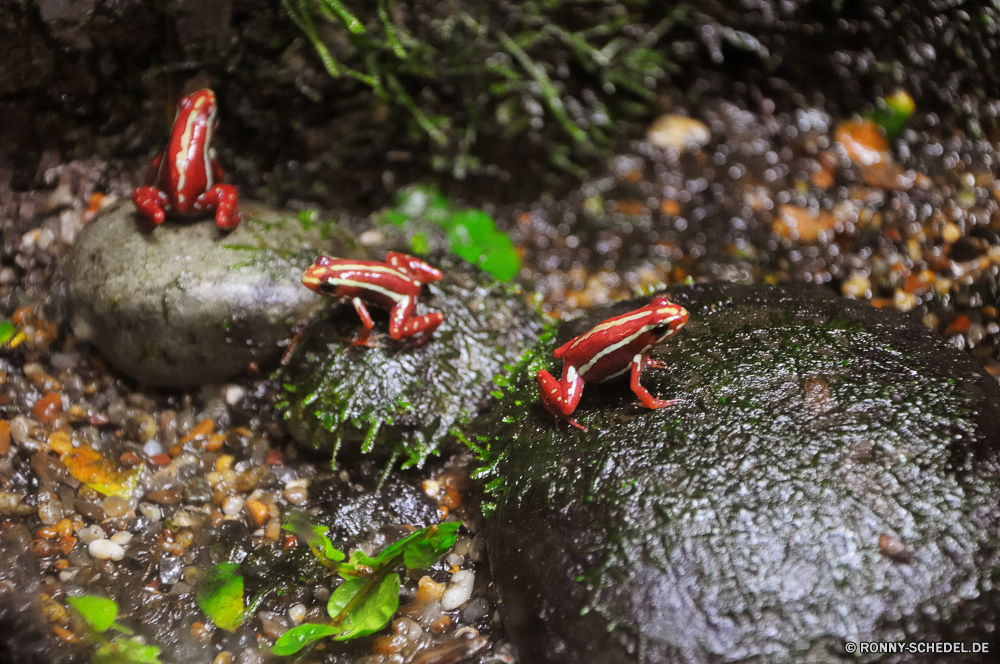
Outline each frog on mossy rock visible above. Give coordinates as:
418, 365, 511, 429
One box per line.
477, 283, 1000, 664
276, 255, 544, 469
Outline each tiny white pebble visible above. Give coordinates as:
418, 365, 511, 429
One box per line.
78, 524, 105, 544
143, 440, 164, 457
110, 531, 133, 546
446, 552, 465, 567
173, 511, 197, 527
422, 479, 440, 498
441, 570, 475, 611
89, 538, 126, 561
138, 502, 163, 521
288, 603, 307, 623
284, 478, 309, 489
223, 496, 245, 516
225, 385, 246, 405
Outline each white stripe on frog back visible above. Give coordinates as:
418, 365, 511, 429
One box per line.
323, 277, 407, 302
576, 314, 683, 379
566, 309, 653, 352
203, 104, 216, 190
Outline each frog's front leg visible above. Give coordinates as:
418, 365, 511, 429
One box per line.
193, 184, 241, 230
537, 365, 587, 430
630, 354, 681, 409
349, 297, 377, 346
388, 295, 444, 344
133, 186, 169, 224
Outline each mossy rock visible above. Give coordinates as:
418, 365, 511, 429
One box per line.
277, 257, 544, 468
480, 283, 1000, 664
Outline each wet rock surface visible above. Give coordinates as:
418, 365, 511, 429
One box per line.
278, 256, 544, 467
484, 283, 1000, 664
66, 201, 335, 387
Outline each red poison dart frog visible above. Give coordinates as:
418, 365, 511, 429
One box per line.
132, 89, 241, 230
537, 296, 689, 430
301, 252, 445, 346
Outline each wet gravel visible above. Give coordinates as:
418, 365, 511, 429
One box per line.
1, 95, 999, 663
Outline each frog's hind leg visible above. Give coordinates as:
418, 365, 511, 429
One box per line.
388, 296, 443, 345
630, 353, 682, 409
195, 184, 242, 230
537, 366, 587, 430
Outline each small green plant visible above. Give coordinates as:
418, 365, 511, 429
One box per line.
868, 89, 916, 140
283, 0, 678, 178
66, 595, 164, 664
378, 184, 520, 281
272, 515, 461, 655
196, 563, 246, 632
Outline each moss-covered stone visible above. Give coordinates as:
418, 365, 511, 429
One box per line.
277, 257, 544, 468
480, 283, 1000, 664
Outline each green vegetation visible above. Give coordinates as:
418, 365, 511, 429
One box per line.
273, 517, 461, 654
196, 563, 246, 632
378, 185, 520, 280
283, 0, 679, 178
66, 596, 164, 664
868, 89, 916, 140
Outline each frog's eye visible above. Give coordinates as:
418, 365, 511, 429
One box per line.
318, 281, 338, 293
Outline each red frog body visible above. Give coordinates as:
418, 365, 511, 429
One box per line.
132, 89, 241, 230
301, 252, 445, 346
537, 295, 689, 430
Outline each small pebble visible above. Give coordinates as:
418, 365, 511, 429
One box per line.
146, 488, 183, 505
77, 525, 105, 544
110, 531, 132, 546
89, 538, 125, 561
222, 496, 244, 516
38, 498, 63, 525
288, 603, 307, 623
441, 570, 475, 610
246, 499, 269, 526
224, 385, 245, 405
102, 495, 128, 518
138, 502, 163, 521
159, 556, 183, 585
283, 485, 308, 505
461, 598, 490, 624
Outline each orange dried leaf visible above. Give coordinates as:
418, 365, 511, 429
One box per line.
835, 118, 888, 165
944, 315, 971, 335
33, 393, 63, 424
60, 444, 142, 498
774, 205, 838, 243
179, 418, 215, 446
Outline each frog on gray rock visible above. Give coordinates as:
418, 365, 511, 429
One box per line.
481, 283, 1000, 664
67, 201, 337, 387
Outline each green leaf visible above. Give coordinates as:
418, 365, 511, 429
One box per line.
272, 623, 341, 656
345, 548, 379, 572
284, 514, 346, 562
67, 595, 118, 633
327, 574, 401, 639
411, 231, 430, 255
196, 563, 245, 631
0, 320, 15, 345
93, 638, 164, 664
402, 522, 461, 569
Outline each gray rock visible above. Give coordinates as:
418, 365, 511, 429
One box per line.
482, 283, 1000, 664
67, 200, 339, 387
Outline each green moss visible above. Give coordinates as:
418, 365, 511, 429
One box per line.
276, 256, 542, 468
